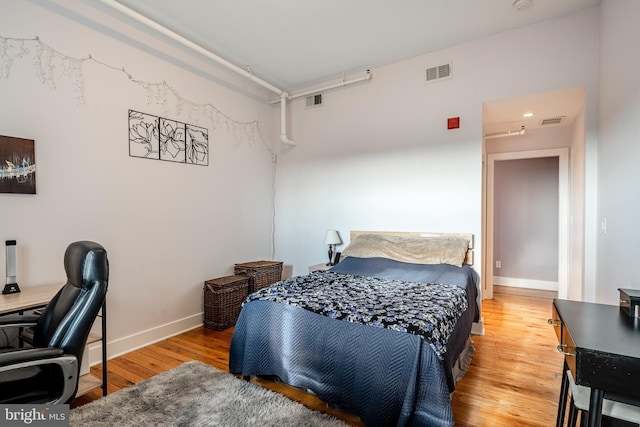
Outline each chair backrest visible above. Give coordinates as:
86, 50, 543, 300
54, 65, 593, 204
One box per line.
32, 241, 109, 370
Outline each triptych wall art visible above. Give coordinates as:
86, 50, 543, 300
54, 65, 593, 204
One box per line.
0, 135, 36, 194
128, 110, 209, 166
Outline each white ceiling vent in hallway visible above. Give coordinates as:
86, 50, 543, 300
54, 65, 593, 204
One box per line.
540, 116, 566, 126
305, 93, 323, 108
425, 62, 452, 84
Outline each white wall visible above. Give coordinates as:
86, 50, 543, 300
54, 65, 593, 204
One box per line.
0, 0, 277, 359
597, 0, 640, 304
569, 107, 587, 301
275, 8, 601, 282
0, 1, 617, 362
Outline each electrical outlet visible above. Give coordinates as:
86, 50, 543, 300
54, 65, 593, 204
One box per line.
496, 260, 501, 269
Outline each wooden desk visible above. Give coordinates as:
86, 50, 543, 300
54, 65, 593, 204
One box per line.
0, 283, 61, 315
551, 299, 640, 427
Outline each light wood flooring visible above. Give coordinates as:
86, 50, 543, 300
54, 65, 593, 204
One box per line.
73, 289, 565, 426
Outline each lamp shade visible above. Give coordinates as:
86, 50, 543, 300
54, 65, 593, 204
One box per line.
324, 229, 342, 245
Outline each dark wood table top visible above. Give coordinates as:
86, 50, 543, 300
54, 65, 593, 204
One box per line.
554, 298, 640, 401
554, 299, 640, 358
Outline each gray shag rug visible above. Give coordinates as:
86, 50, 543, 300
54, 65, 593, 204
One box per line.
70, 361, 349, 427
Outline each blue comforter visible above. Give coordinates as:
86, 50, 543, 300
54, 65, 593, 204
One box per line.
229, 257, 479, 426
245, 271, 468, 359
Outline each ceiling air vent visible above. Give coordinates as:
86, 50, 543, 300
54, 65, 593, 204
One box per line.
305, 93, 323, 108
425, 62, 452, 84
540, 116, 566, 126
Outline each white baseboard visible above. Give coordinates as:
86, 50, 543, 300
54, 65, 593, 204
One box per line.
86, 312, 204, 367
493, 276, 558, 291
85, 311, 485, 366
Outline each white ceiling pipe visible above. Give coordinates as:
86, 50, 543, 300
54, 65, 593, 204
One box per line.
269, 70, 372, 104
98, 0, 296, 145
98, 0, 283, 95
280, 93, 296, 146
286, 70, 372, 101
484, 126, 526, 140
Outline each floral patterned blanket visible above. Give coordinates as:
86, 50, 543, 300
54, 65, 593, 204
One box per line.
246, 270, 468, 359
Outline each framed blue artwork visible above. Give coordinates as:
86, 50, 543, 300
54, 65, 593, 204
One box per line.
0, 135, 36, 194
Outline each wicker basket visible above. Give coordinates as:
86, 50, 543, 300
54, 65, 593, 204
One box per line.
203, 275, 249, 330
234, 260, 283, 293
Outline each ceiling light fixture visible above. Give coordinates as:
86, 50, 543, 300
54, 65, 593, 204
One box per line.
522, 112, 534, 118
513, 0, 532, 11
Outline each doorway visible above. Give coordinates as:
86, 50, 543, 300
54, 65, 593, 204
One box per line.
484, 148, 569, 299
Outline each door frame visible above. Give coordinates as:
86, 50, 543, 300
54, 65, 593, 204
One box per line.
483, 148, 569, 299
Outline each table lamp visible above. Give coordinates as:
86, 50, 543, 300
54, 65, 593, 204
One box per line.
3, 240, 21, 294
324, 230, 342, 266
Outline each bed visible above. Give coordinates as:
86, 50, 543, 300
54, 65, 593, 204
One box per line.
229, 231, 480, 426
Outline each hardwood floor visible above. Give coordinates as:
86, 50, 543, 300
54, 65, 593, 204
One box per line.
73, 290, 565, 426
451, 289, 564, 426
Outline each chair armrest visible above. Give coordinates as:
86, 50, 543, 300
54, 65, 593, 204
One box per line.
0, 314, 39, 329
0, 349, 78, 405
0, 347, 65, 368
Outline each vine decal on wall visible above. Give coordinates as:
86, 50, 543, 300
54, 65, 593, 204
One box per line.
0, 35, 271, 153
129, 110, 208, 166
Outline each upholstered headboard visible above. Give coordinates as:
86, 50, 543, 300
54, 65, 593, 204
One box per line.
348, 231, 474, 266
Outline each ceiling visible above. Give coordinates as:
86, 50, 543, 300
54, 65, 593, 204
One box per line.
88, 0, 598, 133
105, 0, 599, 91
483, 87, 585, 135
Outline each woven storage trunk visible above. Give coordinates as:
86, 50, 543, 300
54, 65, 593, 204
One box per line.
203, 275, 249, 330
234, 260, 283, 293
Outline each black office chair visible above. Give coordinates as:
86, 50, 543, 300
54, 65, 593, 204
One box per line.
0, 241, 108, 404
